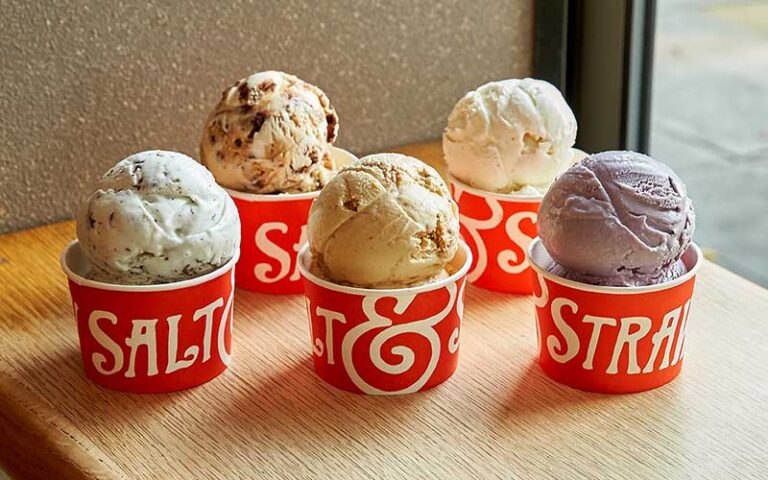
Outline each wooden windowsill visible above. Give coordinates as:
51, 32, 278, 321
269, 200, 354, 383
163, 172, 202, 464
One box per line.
1, 142, 767, 479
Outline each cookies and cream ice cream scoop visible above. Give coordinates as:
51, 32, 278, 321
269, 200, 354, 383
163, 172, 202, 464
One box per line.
443, 78, 578, 195
308, 153, 459, 288
201, 70, 339, 194
76, 150, 240, 285
538, 151, 695, 287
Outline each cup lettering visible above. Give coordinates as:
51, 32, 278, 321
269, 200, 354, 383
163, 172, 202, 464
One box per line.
253, 222, 307, 284
543, 296, 692, 375
307, 283, 460, 395
80, 295, 232, 378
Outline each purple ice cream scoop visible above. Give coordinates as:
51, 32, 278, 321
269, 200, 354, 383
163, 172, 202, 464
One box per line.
538, 151, 695, 287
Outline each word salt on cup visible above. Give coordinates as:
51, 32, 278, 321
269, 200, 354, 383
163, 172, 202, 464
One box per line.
527, 238, 704, 394
450, 176, 540, 294
60, 241, 238, 393
227, 147, 357, 294
299, 241, 472, 395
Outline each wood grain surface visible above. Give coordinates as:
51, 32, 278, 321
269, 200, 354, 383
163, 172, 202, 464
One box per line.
1, 142, 768, 479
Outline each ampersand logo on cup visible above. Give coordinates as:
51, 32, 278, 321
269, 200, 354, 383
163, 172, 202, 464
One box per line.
305, 280, 466, 395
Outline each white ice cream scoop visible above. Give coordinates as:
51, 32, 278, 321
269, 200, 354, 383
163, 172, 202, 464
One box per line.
443, 78, 578, 194
76, 150, 240, 285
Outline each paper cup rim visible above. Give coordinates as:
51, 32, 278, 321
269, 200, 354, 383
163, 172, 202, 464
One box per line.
447, 147, 589, 203
448, 175, 545, 202
222, 146, 356, 202
225, 187, 322, 202
60, 240, 240, 292
298, 240, 473, 295
526, 237, 703, 295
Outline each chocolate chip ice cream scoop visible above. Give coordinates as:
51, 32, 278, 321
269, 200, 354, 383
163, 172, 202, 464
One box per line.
308, 153, 459, 288
538, 151, 695, 287
200, 70, 339, 194
76, 150, 240, 285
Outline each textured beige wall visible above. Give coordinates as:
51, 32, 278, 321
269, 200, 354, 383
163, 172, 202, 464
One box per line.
0, 0, 533, 234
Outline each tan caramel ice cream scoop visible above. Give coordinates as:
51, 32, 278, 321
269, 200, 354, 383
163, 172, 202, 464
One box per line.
307, 153, 459, 288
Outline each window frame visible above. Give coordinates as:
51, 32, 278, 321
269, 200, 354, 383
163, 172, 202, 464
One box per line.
534, 0, 657, 154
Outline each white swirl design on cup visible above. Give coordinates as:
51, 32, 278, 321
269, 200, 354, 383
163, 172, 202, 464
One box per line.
216, 277, 235, 366
532, 272, 549, 361
253, 222, 306, 284
453, 184, 504, 283
253, 222, 290, 283
497, 211, 537, 274
448, 279, 466, 354
448, 328, 460, 355
289, 226, 308, 282
532, 272, 549, 308
341, 284, 458, 395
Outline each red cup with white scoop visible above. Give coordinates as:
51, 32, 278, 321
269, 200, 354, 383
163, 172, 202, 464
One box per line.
442, 78, 585, 294
62, 150, 241, 392
300, 153, 471, 394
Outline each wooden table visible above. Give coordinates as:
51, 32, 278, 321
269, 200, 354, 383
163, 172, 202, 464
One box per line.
2, 142, 768, 479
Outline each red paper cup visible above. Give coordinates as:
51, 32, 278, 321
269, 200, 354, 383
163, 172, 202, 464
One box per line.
228, 147, 356, 294
527, 238, 704, 394
60, 241, 238, 393
450, 176, 541, 294
299, 240, 472, 395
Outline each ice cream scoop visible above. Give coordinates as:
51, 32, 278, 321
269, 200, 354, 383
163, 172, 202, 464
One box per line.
200, 70, 339, 194
76, 150, 240, 285
537, 151, 695, 287
307, 153, 459, 288
443, 78, 578, 195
